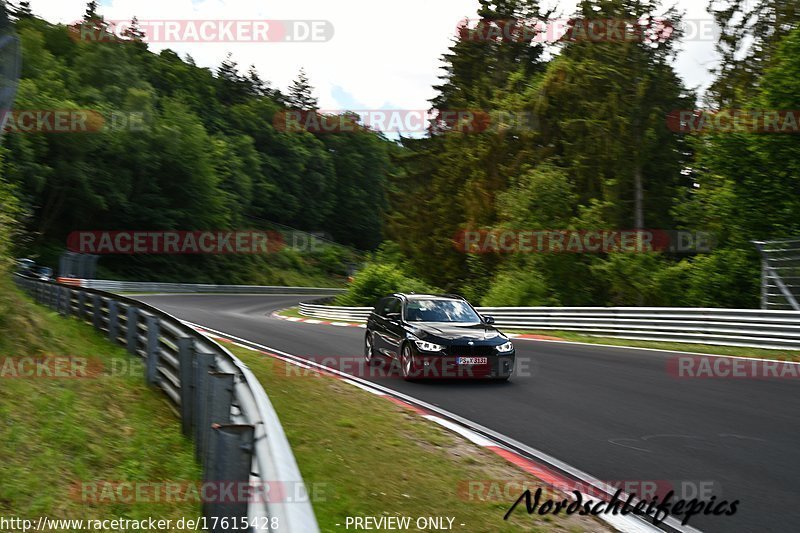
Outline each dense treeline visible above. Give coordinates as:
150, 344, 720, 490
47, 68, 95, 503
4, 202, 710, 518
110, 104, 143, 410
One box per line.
0, 2, 394, 283
376, 0, 800, 308
2, 0, 799, 307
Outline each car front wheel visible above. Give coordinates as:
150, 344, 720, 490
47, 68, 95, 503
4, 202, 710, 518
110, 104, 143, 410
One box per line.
364, 332, 378, 366
400, 344, 417, 381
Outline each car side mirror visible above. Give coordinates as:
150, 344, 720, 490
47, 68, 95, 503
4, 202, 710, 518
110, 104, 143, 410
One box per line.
386, 312, 401, 321
483, 315, 495, 325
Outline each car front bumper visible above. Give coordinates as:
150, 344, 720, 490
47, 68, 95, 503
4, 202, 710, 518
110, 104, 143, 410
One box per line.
409, 350, 515, 379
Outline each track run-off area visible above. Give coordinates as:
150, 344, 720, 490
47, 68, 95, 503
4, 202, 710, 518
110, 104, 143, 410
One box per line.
135, 293, 800, 533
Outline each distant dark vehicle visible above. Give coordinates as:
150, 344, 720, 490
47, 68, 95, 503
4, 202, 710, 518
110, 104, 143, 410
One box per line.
365, 293, 515, 381
15, 258, 35, 275
34, 266, 53, 281
14, 260, 53, 280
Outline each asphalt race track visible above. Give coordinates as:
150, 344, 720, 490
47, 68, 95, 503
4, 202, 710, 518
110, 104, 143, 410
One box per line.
136, 293, 800, 533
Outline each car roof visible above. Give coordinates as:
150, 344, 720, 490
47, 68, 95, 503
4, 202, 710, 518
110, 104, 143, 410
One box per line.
393, 293, 464, 301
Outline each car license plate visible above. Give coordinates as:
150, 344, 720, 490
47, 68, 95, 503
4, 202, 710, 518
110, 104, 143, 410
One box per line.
456, 357, 488, 365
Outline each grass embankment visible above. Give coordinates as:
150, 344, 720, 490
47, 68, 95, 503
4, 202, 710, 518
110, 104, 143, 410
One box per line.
276, 307, 800, 361
0, 278, 201, 525
230, 345, 610, 533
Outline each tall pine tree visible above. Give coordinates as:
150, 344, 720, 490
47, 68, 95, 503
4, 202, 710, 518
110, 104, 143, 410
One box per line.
84, 1, 99, 21
707, 0, 799, 107
286, 68, 318, 110
122, 16, 146, 42
390, 0, 549, 288
535, 0, 692, 229
9, 1, 32, 19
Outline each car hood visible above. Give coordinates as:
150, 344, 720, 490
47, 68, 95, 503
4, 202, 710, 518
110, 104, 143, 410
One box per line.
411, 322, 506, 343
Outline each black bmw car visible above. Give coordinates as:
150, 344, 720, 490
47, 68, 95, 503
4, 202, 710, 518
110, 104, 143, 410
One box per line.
365, 293, 515, 381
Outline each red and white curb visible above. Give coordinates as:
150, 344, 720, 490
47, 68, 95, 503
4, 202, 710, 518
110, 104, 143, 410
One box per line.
272, 310, 366, 328
189, 321, 692, 533
271, 310, 568, 342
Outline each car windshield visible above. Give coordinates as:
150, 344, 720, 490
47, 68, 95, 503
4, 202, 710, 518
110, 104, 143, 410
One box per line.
405, 299, 482, 323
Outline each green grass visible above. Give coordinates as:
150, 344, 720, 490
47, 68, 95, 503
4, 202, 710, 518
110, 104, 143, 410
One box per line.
267, 268, 348, 289
0, 278, 201, 526
230, 345, 610, 533
276, 306, 315, 320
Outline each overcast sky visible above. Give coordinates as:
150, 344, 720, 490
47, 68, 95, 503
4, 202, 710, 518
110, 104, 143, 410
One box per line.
31, 0, 720, 111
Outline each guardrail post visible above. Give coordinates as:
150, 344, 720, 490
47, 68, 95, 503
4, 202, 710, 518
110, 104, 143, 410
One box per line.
203, 372, 235, 469
107, 300, 119, 343
60, 287, 71, 316
126, 306, 140, 355
203, 424, 255, 531
178, 337, 195, 437
92, 294, 103, 330
193, 352, 216, 461
145, 314, 160, 386
77, 291, 86, 320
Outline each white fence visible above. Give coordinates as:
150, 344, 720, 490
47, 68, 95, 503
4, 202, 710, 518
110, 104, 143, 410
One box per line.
299, 301, 800, 351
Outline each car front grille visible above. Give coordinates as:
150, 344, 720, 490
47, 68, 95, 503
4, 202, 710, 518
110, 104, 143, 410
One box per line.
445, 344, 496, 357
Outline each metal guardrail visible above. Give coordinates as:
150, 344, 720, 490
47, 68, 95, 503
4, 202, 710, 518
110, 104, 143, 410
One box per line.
60, 278, 346, 295
299, 302, 373, 322
300, 300, 800, 351
14, 275, 320, 533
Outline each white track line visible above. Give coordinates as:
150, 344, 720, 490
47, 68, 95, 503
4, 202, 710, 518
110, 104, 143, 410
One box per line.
422, 415, 495, 447
514, 337, 800, 365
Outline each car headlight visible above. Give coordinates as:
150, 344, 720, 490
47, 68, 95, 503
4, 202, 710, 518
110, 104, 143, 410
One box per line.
496, 341, 514, 353
413, 339, 444, 352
